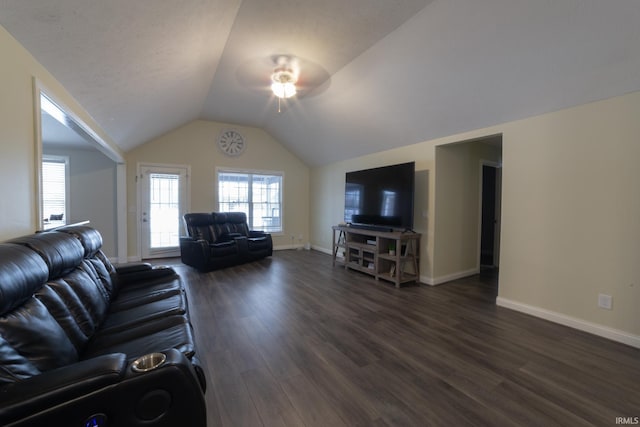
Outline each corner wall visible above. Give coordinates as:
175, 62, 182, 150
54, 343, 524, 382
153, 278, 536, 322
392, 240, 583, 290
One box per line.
498, 91, 640, 345
125, 120, 310, 258
310, 90, 640, 347
433, 140, 501, 282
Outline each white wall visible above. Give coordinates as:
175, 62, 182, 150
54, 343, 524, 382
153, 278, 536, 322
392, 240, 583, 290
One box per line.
125, 120, 310, 258
311, 90, 640, 346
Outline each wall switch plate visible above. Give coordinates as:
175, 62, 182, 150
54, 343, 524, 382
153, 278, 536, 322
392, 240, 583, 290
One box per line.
598, 294, 613, 310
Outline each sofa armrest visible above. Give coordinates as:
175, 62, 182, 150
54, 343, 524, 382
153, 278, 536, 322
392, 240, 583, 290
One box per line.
248, 230, 270, 238
114, 262, 153, 275
179, 236, 210, 271
113, 265, 177, 288
0, 350, 206, 427
0, 353, 127, 425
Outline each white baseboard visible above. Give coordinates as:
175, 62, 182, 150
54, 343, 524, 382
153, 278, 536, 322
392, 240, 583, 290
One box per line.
274, 244, 307, 251
423, 267, 479, 286
312, 245, 332, 255
497, 297, 640, 349
420, 275, 436, 286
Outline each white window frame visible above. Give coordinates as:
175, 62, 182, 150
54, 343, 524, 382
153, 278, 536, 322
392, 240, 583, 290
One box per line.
216, 168, 284, 234
42, 155, 70, 228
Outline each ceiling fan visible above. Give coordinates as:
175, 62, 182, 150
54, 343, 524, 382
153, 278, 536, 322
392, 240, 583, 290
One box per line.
236, 54, 331, 112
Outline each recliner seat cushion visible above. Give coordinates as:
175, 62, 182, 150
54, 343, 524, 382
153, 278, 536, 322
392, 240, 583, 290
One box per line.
109, 274, 183, 311
85, 315, 195, 360
216, 232, 243, 242
99, 292, 187, 334
209, 241, 240, 257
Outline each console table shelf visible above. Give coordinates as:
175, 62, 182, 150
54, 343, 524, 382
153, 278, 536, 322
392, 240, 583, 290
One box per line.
332, 225, 421, 288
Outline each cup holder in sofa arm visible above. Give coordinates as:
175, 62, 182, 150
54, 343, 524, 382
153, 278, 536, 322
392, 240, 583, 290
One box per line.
131, 352, 167, 373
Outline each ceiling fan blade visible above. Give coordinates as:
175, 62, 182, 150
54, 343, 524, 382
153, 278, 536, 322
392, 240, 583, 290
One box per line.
236, 55, 331, 98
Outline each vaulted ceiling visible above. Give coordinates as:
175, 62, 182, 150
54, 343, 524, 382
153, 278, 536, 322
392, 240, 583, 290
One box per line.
2, 1, 640, 166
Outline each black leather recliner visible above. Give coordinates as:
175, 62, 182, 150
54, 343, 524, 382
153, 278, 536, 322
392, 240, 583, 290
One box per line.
180, 212, 273, 271
0, 226, 206, 427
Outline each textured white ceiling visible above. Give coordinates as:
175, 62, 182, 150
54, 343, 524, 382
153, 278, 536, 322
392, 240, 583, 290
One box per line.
2, 0, 640, 166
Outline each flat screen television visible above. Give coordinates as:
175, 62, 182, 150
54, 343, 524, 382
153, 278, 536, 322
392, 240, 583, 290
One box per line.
344, 161, 415, 231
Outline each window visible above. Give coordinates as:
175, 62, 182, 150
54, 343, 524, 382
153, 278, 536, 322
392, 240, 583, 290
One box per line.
42, 156, 69, 225
218, 170, 283, 232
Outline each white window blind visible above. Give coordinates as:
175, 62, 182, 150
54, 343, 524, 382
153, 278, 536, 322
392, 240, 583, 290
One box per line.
42, 158, 67, 222
218, 170, 283, 232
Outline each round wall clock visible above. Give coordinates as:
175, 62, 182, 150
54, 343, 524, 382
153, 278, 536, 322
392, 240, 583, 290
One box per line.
217, 129, 246, 157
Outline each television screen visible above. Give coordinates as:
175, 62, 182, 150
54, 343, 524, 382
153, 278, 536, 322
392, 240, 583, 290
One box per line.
344, 162, 415, 231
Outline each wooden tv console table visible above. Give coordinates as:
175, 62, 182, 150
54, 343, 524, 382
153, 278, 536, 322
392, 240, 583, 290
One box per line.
332, 225, 421, 288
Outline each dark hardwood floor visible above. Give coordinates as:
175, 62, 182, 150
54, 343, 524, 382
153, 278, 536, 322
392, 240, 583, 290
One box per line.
162, 250, 639, 427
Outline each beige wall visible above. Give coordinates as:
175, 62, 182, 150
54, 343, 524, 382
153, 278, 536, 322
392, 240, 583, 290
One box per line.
0, 26, 121, 241
125, 120, 310, 257
498, 91, 640, 341
310, 147, 434, 278
434, 140, 501, 281
311, 91, 640, 344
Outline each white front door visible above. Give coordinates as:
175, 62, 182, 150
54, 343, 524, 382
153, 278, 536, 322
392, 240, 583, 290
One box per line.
139, 164, 189, 259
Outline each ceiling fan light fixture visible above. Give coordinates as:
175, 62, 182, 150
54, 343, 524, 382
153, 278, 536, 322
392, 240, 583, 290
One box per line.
271, 81, 296, 98
270, 68, 297, 99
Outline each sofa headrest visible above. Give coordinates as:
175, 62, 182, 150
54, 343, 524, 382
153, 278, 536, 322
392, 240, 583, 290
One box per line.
8, 232, 84, 280
0, 244, 49, 315
183, 213, 214, 227
212, 212, 246, 224
54, 226, 103, 258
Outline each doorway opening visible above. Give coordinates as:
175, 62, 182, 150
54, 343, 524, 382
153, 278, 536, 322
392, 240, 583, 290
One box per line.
480, 162, 501, 268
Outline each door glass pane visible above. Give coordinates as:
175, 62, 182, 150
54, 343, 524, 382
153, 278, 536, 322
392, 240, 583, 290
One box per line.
149, 173, 180, 248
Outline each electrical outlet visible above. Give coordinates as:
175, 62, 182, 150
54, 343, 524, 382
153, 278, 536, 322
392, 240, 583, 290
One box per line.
598, 294, 613, 310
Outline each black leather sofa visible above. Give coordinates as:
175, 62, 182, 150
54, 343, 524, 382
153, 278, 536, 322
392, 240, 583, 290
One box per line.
0, 225, 206, 427
180, 212, 273, 271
